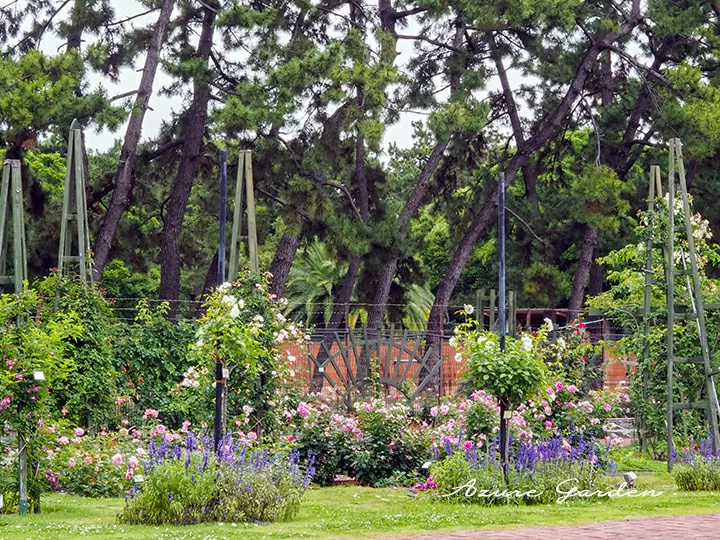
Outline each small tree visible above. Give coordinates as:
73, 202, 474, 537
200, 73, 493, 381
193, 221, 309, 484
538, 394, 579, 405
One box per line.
455, 310, 550, 482
189, 271, 307, 438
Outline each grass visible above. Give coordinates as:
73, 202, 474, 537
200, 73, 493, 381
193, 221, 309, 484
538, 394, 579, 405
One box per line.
0, 474, 719, 540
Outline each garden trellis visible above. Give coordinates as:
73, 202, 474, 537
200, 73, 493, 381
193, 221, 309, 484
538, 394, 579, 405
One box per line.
641, 139, 720, 469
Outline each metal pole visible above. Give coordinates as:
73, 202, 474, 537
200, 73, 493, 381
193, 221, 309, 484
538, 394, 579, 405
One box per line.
499, 172, 506, 349
498, 171, 508, 484
218, 150, 227, 284
667, 140, 676, 472
214, 151, 228, 452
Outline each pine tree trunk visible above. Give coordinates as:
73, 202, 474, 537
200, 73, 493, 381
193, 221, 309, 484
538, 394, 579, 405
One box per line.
269, 233, 299, 298
159, 4, 216, 317
568, 225, 600, 321
92, 0, 175, 280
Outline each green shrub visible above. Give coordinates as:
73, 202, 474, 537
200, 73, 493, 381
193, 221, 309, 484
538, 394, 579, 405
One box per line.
118, 434, 314, 525
674, 457, 720, 491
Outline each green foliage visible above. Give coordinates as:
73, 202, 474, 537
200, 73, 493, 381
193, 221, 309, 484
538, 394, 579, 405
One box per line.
457, 315, 550, 406
674, 457, 720, 491
189, 271, 306, 432
33, 274, 117, 428
111, 300, 201, 428
352, 403, 430, 487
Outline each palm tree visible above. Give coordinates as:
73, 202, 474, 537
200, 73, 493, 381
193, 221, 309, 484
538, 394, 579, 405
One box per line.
285, 240, 347, 327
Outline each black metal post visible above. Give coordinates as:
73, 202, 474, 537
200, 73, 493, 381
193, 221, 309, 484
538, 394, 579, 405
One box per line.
498, 171, 509, 484
214, 151, 228, 452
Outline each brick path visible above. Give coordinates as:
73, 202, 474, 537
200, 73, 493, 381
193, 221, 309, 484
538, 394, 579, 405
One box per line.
384, 513, 720, 539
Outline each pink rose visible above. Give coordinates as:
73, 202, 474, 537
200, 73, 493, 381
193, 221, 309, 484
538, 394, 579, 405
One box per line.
68, 458, 76, 468
71, 437, 82, 444
74, 428, 85, 437
61, 408, 68, 415
430, 407, 438, 417
84, 456, 93, 464
111, 454, 123, 466
286, 435, 295, 442
439, 405, 449, 415
128, 456, 139, 469
248, 432, 257, 441
568, 385, 578, 393
132, 438, 141, 444
58, 437, 69, 445
155, 424, 166, 434
603, 403, 612, 413
463, 440, 474, 450
544, 420, 553, 429
121, 419, 129, 426
125, 469, 134, 480
136, 448, 147, 457
165, 433, 174, 443
555, 382, 564, 392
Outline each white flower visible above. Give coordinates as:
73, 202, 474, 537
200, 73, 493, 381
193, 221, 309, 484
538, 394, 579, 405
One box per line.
544, 318, 553, 331
477, 335, 487, 346
229, 305, 240, 319
521, 335, 533, 352
485, 341, 496, 350
218, 282, 231, 292
196, 338, 204, 347
238, 298, 245, 308
557, 337, 566, 349
253, 315, 264, 323
449, 337, 458, 347
463, 304, 474, 315
288, 355, 296, 362
222, 294, 236, 306
454, 352, 463, 363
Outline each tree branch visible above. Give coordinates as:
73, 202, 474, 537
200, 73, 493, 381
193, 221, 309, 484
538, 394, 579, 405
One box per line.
106, 8, 156, 27
506, 207, 549, 247
396, 33, 465, 54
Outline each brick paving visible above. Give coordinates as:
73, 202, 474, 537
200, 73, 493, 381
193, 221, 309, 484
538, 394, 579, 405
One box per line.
384, 513, 720, 539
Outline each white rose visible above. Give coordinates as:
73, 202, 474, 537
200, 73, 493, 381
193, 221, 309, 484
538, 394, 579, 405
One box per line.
229, 305, 240, 319
557, 337, 566, 349
238, 298, 245, 308
464, 304, 474, 315
218, 282, 231, 292
477, 335, 487, 346
454, 352, 463, 363
449, 337, 458, 347
522, 335, 533, 352
544, 318, 553, 331
222, 294, 236, 306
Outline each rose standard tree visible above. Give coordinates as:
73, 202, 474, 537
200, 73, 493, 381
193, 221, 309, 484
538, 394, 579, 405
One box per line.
455, 311, 551, 482
188, 271, 307, 440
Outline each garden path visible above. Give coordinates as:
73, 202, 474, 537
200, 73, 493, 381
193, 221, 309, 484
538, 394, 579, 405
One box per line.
385, 513, 720, 539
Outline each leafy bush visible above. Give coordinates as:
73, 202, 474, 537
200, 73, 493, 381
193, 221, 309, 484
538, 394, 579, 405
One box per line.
186, 272, 307, 433
674, 439, 720, 491
118, 433, 314, 525
352, 401, 430, 486
430, 435, 613, 505
35, 273, 118, 428
111, 300, 201, 428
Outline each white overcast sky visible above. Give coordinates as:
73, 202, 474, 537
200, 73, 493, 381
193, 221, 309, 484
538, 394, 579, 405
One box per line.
26, 0, 518, 153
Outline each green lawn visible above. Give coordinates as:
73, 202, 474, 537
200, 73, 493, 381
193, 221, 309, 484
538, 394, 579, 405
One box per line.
1, 475, 719, 540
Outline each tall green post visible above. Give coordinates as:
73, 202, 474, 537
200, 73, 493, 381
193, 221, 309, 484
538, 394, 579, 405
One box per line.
0, 159, 29, 515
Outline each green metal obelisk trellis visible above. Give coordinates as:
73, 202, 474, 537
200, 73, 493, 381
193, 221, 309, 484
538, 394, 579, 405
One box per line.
0, 159, 27, 292
665, 139, 720, 469
58, 119, 92, 281
228, 150, 259, 280
0, 158, 29, 515
643, 140, 720, 470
